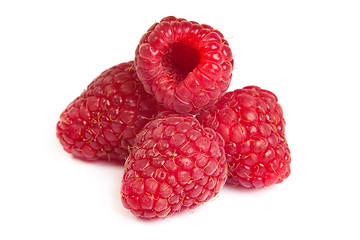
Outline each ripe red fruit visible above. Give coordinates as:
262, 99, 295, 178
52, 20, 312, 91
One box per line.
121, 112, 227, 218
135, 16, 234, 114
197, 86, 291, 188
56, 61, 161, 164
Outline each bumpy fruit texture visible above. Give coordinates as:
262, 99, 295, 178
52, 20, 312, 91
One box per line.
56, 61, 161, 163
197, 86, 291, 188
135, 16, 234, 114
121, 112, 227, 218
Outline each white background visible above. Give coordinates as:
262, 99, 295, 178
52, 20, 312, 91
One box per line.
1, 0, 359, 239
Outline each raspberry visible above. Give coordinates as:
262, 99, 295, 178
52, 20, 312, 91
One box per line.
121, 112, 227, 218
197, 86, 291, 188
56, 61, 161, 164
135, 16, 234, 114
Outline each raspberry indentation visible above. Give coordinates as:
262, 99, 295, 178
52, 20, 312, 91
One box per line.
161, 42, 201, 83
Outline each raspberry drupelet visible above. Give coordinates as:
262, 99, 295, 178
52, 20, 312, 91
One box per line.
121, 112, 227, 218
135, 16, 234, 114
197, 86, 291, 188
56, 61, 161, 164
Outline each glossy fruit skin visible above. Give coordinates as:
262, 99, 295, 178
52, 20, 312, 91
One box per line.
197, 86, 291, 188
121, 112, 227, 218
56, 61, 161, 164
135, 16, 234, 114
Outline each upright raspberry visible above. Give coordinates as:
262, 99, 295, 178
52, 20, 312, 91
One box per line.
135, 16, 234, 114
56, 61, 161, 164
197, 86, 291, 188
121, 112, 227, 218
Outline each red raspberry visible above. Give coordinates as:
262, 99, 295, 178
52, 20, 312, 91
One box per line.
56, 61, 161, 164
197, 86, 291, 188
121, 112, 227, 218
135, 16, 234, 114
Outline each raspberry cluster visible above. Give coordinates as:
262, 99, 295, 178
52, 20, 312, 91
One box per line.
56, 16, 291, 219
